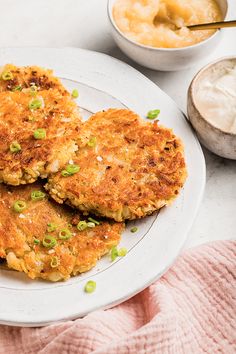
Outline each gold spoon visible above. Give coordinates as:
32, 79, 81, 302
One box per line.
153, 17, 236, 31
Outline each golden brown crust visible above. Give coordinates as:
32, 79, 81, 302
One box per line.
0, 89, 81, 185
0, 64, 66, 93
46, 109, 187, 221
0, 182, 123, 281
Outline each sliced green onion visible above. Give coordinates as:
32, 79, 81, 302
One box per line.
59, 228, 72, 240
84, 280, 96, 293
61, 170, 71, 177
30, 84, 38, 96
33, 128, 46, 139
130, 226, 138, 233
42, 235, 57, 248
50, 256, 59, 268
88, 217, 100, 225
1, 71, 13, 81
118, 247, 127, 257
34, 239, 40, 245
13, 200, 27, 213
29, 98, 42, 110
77, 221, 88, 231
71, 89, 79, 98
111, 246, 118, 262
147, 109, 160, 120
47, 223, 57, 232
87, 137, 97, 147
61, 164, 80, 177
87, 222, 95, 228
12, 85, 22, 92
31, 190, 46, 201
10, 141, 21, 153
66, 164, 80, 174
68, 223, 72, 228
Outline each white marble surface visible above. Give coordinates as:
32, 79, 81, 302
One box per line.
0, 0, 235, 248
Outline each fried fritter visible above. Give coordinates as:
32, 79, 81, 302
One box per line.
0, 64, 66, 93
0, 89, 81, 185
0, 182, 123, 281
46, 109, 187, 222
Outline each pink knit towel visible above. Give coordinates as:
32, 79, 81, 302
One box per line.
0, 240, 235, 354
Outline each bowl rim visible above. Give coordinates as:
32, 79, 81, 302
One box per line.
188, 55, 236, 137
107, 0, 228, 52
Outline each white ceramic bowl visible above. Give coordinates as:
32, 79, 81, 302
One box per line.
187, 56, 236, 160
107, 0, 228, 71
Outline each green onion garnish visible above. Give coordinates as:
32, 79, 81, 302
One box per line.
130, 226, 138, 233
30, 84, 38, 96
1, 71, 13, 81
87, 222, 95, 228
87, 137, 97, 147
147, 109, 160, 120
84, 280, 96, 293
42, 235, 57, 248
12, 85, 22, 92
61, 164, 80, 177
61, 170, 71, 177
71, 89, 79, 98
50, 256, 59, 268
59, 228, 72, 240
34, 239, 40, 245
77, 221, 88, 231
118, 247, 127, 257
33, 128, 46, 140
88, 217, 100, 225
13, 200, 27, 213
29, 98, 42, 110
31, 190, 46, 201
47, 223, 57, 232
111, 246, 119, 262
9, 141, 21, 153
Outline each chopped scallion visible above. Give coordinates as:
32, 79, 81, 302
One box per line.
77, 221, 88, 231
111, 246, 118, 262
87, 137, 97, 147
59, 228, 72, 240
72, 89, 79, 98
42, 235, 57, 248
47, 223, 57, 232
50, 256, 59, 268
31, 190, 46, 201
84, 280, 96, 293
147, 109, 160, 120
33, 128, 46, 140
1, 71, 13, 81
13, 200, 27, 213
10, 141, 21, 153
88, 217, 100, 225
29, 98, 42, 110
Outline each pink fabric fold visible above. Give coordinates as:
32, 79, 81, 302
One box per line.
0, 240, 235, 354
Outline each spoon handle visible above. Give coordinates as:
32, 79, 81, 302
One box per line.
188, 20, 236, 31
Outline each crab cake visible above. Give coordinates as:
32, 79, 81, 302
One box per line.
0, 182, 123, 281
0, 64, 66, 93
46, 109, 187, 222
0, 88, 81, 185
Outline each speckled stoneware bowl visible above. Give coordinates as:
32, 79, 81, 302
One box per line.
107, 0, 228, 71
188, 56, 236, 160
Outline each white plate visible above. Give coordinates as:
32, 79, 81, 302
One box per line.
0, 47, 205, 327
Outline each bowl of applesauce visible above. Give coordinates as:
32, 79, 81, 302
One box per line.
108, 0, 228, 71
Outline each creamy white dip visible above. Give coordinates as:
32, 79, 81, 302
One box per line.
195, 64, 236, 134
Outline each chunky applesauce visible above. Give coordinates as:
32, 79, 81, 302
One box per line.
113, 0, 222, 48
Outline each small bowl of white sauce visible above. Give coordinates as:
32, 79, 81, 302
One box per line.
188, 57, 236, 159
